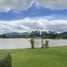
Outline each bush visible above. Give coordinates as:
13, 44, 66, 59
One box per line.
0, 54, 12, 67
42, 43, 45, 48
45, 40, 49, 48
41, 38, 44, 48
41, 38, 49, 48
30, 38, 34, 49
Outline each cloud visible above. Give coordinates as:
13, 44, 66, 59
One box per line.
0, 17, 67, 34
0, 0, 33, 11
36, 0, 67, 10
0, 0, 67, 11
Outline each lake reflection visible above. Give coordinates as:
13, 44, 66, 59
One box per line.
0, 38, 67, 49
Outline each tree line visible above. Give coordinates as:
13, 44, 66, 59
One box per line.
0, 30, 67, 38
30, 30, 58, 39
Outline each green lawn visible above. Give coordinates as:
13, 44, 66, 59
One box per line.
9, 46, 67, 67
0, 47, 67, 67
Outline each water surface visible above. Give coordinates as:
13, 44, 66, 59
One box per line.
0, 38, 67, 49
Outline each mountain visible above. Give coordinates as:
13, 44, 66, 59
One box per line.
6, 32, 30, 35
59, 32, 67, 38
6, 32, 22, 35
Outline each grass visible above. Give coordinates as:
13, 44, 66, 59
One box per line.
1, 46, 67, 67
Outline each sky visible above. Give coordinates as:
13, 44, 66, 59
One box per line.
0, 0, 67, 34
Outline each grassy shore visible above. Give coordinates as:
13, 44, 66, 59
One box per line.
5, 46, 66, 67
0, 46, 67, 67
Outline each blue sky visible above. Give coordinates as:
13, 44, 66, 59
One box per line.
0, 2, 67, 20
0, 0, 67, 34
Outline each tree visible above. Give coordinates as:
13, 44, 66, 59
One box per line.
48, 31, 58, 39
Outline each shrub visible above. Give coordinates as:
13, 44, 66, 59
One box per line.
0, 53, 12, 67
45, 40, 49, 48
30, 38, 34, 49
41, 38, 44, 48
42, 43, 45, 48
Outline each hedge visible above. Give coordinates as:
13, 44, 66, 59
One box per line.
0, 53, 12, 67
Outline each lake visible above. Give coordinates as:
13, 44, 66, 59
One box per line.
0, 38, 67, 49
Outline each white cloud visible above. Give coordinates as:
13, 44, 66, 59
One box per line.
0, 17, 67, 34
0, 0, 33, 11
36, 0, 67, 10
0, 0, 67, 11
